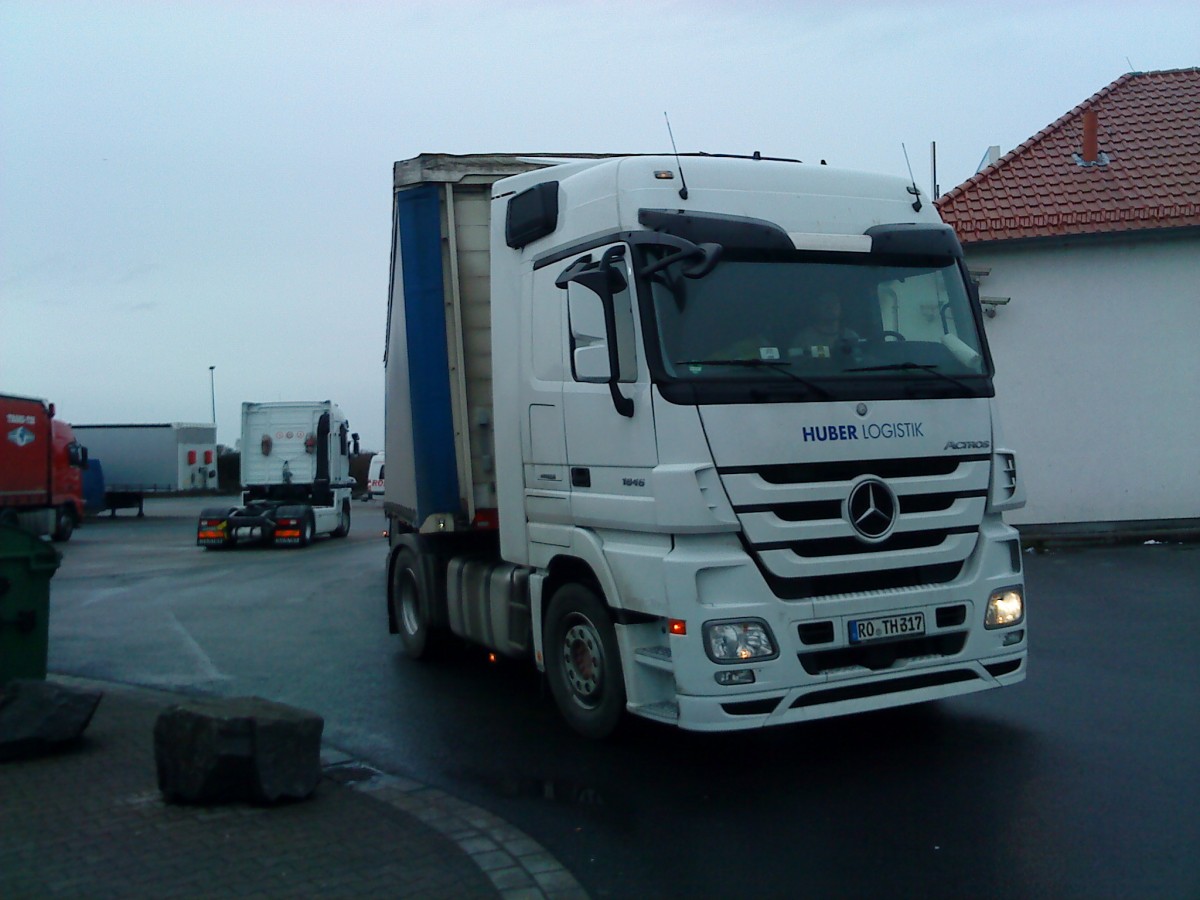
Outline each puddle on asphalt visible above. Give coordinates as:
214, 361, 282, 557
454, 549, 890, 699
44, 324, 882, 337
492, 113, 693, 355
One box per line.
461, 770, 634, 828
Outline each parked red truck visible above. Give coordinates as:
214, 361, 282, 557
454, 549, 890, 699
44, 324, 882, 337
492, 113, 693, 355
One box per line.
0, 393, 88, 541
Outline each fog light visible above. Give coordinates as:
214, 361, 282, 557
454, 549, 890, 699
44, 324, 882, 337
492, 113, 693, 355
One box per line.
986, 588, 1024, 628
1003, 629, 1025, 646
715, 669, 756, 686
703, 619, 778, 663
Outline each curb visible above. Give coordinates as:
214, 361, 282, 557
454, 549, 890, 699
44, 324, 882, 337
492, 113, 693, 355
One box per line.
52, 675, 588, 900
321, 752, 587, 899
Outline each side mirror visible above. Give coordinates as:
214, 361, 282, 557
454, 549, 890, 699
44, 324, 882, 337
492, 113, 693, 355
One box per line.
568, 284, 612, 383
557, 248, 634, 417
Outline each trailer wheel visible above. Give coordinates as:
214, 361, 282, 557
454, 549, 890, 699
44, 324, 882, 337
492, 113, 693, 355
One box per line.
332, 501, 351, 538
390, 546, 436, 659
544, 583, 626, 739
51, 505, 76, 542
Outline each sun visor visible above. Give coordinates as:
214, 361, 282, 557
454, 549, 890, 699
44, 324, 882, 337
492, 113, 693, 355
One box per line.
787, 233, 873, 252
638, 208, 793, 250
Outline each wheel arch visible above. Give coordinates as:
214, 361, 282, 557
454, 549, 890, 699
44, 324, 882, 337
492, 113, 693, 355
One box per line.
531, 530, 625, 674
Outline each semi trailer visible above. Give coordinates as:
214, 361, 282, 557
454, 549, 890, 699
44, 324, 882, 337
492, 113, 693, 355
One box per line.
383, 152, 1027, 737
71, 422, 218, 515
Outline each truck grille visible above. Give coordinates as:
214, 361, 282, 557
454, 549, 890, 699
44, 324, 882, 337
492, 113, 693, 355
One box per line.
720, 454, 990, 600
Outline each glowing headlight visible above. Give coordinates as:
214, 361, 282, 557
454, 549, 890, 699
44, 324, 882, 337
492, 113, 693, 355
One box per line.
703, 620, 778, 663
986, 588, 1024, 628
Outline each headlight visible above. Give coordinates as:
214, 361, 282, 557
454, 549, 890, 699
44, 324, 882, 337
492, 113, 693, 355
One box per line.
703, 619, 778, 663
986, 588, 1024, 628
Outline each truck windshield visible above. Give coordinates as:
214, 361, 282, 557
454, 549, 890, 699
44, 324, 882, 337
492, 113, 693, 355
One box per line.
638, 246, 993, 402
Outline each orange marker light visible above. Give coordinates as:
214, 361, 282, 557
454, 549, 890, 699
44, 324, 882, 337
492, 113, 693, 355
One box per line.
669, 619, 687, 636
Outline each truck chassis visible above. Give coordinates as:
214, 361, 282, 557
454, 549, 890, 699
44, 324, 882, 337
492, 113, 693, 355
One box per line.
198, 488, 352, 549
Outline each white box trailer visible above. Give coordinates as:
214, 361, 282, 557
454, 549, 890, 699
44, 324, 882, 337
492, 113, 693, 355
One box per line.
197, 401, 359, 548
384, 152, 1028, 738
71, 423, 217, 515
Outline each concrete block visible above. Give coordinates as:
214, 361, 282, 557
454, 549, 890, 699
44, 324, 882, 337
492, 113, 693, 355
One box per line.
0, 679, 103, 761
154, 695, 323, 805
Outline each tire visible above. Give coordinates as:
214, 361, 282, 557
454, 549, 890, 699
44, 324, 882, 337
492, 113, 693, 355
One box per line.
390, 545, 437, 659
544, 583, 626, 739
51, 505, 76, 542
332, 501, 351, 538
299, 510, 315, 548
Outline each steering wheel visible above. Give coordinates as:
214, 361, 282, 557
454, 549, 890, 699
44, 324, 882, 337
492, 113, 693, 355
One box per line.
881, 331, 906, 342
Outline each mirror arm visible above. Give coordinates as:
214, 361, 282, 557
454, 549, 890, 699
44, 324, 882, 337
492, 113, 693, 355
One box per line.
598, 247, 634, 417
638, 246, 697, 277
608, 381, 634, 418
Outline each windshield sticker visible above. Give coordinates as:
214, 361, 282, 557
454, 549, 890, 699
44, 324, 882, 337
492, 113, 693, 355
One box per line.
802, 422, 924, 442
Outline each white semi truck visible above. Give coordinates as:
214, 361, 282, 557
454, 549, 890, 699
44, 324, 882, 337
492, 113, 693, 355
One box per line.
384, 152, 1027, 738
197, 401, 358, 548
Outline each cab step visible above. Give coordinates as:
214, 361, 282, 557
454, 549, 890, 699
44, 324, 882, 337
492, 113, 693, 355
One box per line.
634, 646, 674, 672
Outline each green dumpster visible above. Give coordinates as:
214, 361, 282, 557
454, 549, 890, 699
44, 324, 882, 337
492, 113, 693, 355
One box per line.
0, 525, 62, 686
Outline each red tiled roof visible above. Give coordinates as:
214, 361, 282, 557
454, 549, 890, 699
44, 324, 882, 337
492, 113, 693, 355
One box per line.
936, 68, 1200, 244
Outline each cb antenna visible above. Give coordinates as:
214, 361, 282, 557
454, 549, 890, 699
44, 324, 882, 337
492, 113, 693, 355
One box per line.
664, 112, 689, 200
901, 142, 922, 211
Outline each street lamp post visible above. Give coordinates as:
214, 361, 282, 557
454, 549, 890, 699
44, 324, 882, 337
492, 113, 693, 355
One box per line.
208, 366, 216, 427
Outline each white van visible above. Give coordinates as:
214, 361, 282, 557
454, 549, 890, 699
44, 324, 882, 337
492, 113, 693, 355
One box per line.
366, 452, 385, 500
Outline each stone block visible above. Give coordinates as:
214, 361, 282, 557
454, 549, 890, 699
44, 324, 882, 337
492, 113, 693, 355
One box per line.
154, 695, 323, 805
0, 679, 103, 762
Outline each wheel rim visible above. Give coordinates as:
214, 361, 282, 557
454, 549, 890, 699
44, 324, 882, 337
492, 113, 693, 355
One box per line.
399, 570, 421, 635
561, 614, 605, 708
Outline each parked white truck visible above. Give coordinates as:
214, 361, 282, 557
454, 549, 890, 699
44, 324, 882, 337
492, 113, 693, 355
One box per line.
197, 401, 358, 548
384, 152, 1027, 737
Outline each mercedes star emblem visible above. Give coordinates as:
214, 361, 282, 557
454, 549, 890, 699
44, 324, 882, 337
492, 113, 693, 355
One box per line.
845, 477, 898, 543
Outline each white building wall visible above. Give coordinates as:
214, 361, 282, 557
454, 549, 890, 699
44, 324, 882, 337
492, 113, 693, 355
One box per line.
968, 232, 1200, 525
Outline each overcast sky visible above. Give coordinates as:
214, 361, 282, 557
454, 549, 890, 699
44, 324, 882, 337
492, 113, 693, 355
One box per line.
2, 0, 1196, 449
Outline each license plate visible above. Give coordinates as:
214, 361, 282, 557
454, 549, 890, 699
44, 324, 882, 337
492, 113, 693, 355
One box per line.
849, 612, 925, 644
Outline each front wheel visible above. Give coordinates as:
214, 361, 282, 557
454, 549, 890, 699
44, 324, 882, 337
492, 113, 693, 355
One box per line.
51, 505, 76, 542
544, 583, 626, 739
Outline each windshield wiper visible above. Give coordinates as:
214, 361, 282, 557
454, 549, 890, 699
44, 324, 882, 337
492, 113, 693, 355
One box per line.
844, 362, 973, 391
674, 358, 833, 399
